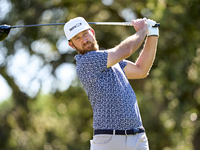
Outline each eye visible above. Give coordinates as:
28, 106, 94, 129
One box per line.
75, 37, 80, 40
83, 32, 88, 36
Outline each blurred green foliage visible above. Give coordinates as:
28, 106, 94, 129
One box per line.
0, 0, 200, 149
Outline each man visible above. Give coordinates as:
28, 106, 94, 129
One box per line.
64, 17, 159, 150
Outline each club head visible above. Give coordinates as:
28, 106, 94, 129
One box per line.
0, 25, 11, 41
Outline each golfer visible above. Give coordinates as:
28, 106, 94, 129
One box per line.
64, 17, 159, 150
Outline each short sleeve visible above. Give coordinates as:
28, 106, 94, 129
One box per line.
119, 59, 127, 69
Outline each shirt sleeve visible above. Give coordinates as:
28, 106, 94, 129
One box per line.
119, 59, 128, 69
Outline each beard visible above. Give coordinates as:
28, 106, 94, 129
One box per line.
73, 37, 99, 55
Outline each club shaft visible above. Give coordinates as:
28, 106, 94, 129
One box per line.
10, 22, 160, 28
90, 22, 160, 27
10, 23, 65, 28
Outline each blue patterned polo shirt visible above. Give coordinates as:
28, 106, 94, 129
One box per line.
75, 50, 143, 130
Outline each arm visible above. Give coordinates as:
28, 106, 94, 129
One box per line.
107, 18, 148, 68
124, 36, 158, 79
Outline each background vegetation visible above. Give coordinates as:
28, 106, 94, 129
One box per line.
0, 0, 200, 149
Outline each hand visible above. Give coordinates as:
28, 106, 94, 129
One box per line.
132, 18, 148, 32
146, 19, 159, 37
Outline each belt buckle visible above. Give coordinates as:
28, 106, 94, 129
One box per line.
125, 129, 128, 136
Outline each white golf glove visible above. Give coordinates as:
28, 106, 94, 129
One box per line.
146, 19, 159, 37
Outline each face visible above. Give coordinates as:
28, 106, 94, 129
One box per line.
68, 29, 99, 55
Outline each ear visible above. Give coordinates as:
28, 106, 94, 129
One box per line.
68, 41, 75, 49
90, 28, 95, 36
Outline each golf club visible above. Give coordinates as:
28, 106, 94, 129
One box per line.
0, 22, 160, 41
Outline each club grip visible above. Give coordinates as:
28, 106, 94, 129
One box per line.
153, 23, 160, 27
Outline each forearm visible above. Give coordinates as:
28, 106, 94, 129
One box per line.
106, 18, 148, 68
116, 28, 147, 58
135, 36, 158, 76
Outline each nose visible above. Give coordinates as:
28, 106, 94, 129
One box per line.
82, 36, 88, 43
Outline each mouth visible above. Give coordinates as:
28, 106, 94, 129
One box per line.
83, 42, 92, 48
